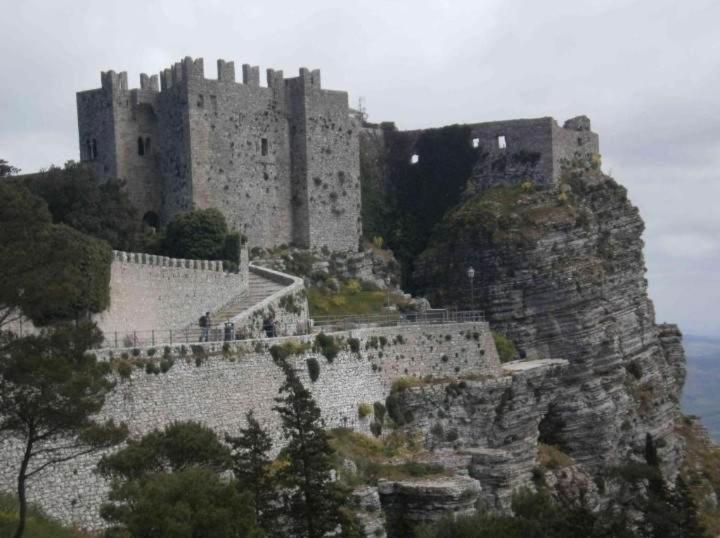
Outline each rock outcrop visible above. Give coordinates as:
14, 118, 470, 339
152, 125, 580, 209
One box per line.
413, 159, 687, 478
377, 475, 481, 537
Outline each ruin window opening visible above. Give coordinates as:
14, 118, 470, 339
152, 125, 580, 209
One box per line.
91, 139, 98, 160
145, 137, 151, 153
210, 95, 218, 114
137, 137, 145, 156
497, 135, 507, 149
197, 94, 204, 108
261, 138, 268, 156
472, 138, 480, 148
142, 211, 159, 229
410, 153, 419, 165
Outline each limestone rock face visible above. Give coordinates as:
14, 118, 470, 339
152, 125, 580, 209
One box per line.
377, 475, 481, 537
351, 486, 387, 538
389, 359, 568, 510
413, 161, 687, 478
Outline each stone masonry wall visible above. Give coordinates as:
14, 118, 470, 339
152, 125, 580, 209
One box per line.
94, 249, 248, 345
0, 322, 498, 529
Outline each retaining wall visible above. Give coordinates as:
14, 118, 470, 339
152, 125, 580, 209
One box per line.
0, 321, 498, 529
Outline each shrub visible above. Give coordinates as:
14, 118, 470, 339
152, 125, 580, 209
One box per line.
626, 360, 643, 380
385, 393, 413, 426
370, 421, 383, 437
373, 401, 386, 422
179, 345, 187, 357
391, 377, 420, 392
270, 339, 310, 362
132, 348, 141, 357
306, 357, 320, 382
116, 359, 132, 380
145, 361, 160, 375
345, 279, 362, 294
314, 333, 341, 362
163, 346, 172, 358
358, 403, 373, 419
492, 331, 517, 363
348, 337, 361, 354
160, 358, 175, 373
372, 236, 384, 249
147, 348, 156, 357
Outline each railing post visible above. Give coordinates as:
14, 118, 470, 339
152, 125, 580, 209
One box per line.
133, 331, 137, 347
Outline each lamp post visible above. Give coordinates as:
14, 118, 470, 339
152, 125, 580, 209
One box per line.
467, 266, 476, 313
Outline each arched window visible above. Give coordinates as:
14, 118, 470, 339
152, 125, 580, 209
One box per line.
137, 137, 145, 156
145, 137, 151, 153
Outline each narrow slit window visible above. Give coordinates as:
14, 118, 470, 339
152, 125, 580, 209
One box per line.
137, 137, 145, 156
92, 139, 98, 159
497, 135, 507, 149
472, 138, 480, 148
410, 153, 419, 164
261, 138, 268, 156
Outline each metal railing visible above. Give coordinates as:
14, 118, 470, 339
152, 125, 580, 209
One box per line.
98, 310, 486, 350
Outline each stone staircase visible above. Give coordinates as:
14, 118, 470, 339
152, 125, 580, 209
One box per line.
209, 271, 286, 323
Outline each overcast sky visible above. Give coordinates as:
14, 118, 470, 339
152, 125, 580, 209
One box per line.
2, 0, 719, 336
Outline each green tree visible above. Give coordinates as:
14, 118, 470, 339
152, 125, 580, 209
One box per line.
22, 162, 142, 251
226, 411, 277, 534
273, 360, 344, 538
0, 158, 20, 177
0, 183, 112, 327
162, 208, 229, 260
0, 322, 127, 538
98, 421, 262, 537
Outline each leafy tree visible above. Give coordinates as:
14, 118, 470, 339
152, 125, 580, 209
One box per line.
0, 158, 20, 177
273, 360, 344, 537
22, 162, 142, 251
162, 208, 228, 259
99, 421, 262, 537
0, 183, 112, 327
226, 411, 277, 533
0, 322, 128, 538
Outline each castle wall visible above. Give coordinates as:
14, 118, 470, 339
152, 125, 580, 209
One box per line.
551, 116, 600, 177
94, 249, 248, 346
182, 59, 295, 247
0, 321, 499, 529
76, 85, 118, 179
288, 70, 362, 251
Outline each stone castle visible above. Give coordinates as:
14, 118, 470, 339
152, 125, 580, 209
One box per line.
77, 57, 361, 251
77, 56, 599, 253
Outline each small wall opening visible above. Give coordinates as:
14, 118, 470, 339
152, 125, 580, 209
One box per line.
472, 138, 480, 148
261, 138, 268, 156
197, 94, 204, 108
91, 139, 98, 160
497, 135, 507, 149
142, 211, 159, 229
137, 137, 145, 156
410, 153, 419, 165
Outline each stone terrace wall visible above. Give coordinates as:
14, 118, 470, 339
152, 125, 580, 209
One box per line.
95, 249, 249, 344
0, 321, 498, 529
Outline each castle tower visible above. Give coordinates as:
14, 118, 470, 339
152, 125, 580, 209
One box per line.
77, 58, 362, 251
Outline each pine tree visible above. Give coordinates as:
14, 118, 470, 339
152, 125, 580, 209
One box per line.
273, 359, 343, 538
226, 411, 277, 534
668, 476, 706, 538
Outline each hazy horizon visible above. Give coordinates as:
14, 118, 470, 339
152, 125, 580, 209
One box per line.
2, 0, 719, 337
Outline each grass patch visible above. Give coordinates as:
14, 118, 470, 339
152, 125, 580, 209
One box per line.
0, 492, 92, 537
308, 283, 406, 317
537, 443, 575, 470
329, 428, 447, 486
492, 331, 517, 363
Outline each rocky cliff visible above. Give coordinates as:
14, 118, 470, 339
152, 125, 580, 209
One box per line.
413, 157, 687, 481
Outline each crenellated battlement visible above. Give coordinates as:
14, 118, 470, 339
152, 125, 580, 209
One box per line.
101, 70, 128, 92
112, 250, 226, 272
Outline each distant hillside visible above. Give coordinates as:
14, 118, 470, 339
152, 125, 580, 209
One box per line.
682, 334, 720, 441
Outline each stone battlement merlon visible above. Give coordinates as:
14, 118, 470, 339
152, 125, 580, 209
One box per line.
112, 250, 226, 272
96, 58, 327, 94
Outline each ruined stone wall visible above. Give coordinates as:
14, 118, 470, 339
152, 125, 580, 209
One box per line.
94, 249, 248, 345
551, 115, 600, 177
0, 322, 498, 529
